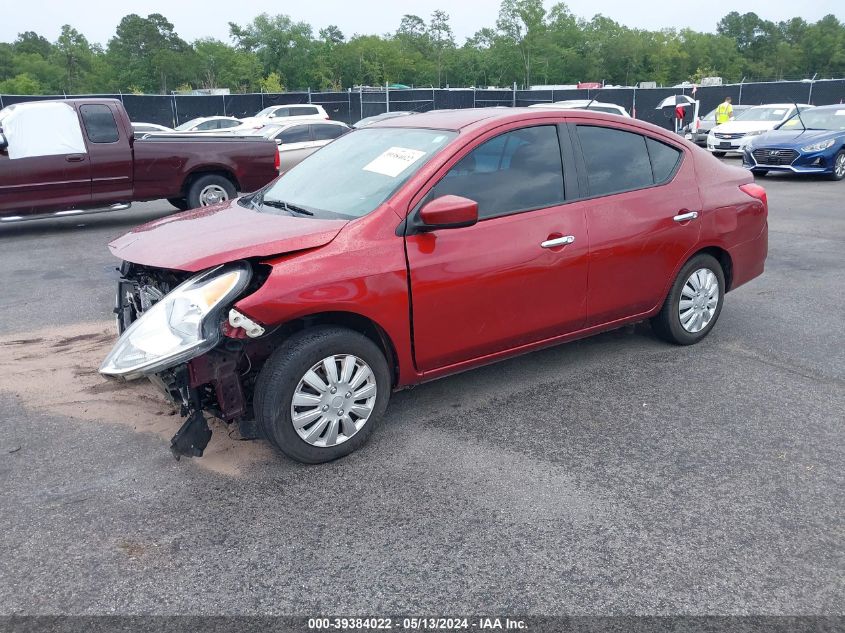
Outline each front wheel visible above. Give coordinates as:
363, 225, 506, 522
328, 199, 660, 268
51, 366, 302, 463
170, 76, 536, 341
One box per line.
254, 327, 391, 464
651, 254, 725, 345
186, 174, 237, 208
827, 150, 845, 181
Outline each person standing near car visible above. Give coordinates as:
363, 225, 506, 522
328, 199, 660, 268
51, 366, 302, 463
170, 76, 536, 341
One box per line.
716, 96, 734, 124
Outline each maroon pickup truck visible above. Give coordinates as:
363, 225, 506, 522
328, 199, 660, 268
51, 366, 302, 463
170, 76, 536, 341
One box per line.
0, 98, 279, 221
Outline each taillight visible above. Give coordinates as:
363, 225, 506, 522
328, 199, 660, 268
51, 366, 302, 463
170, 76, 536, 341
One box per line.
739, 183, 767, 208
274, 146, 281, 172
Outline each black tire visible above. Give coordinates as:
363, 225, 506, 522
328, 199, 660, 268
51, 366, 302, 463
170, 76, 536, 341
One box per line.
167, 197, 190, 211
826, 150, 845, 181
751, 169, 768, 177
650, 253, 725, 346
712, 151, 726, 158
253, 327, 391, 464
186, 174, 237, 209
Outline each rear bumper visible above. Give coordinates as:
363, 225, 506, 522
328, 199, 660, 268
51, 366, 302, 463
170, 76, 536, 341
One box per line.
727, 223, 768, 291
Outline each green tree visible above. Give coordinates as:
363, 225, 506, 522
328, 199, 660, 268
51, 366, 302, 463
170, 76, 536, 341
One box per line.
106, 14, 193, 93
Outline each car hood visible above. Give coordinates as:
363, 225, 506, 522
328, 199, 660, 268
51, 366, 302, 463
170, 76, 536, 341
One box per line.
711, 120, 780, 134
109, 199, 348, 272
749, 129, 843, 148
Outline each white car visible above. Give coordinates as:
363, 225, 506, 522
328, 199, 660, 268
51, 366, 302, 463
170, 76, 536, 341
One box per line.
131, 122, 172, 134
528, 100, 631, 117
260, 120, 350, 171
707, 104, 813, 156
172, 116, 244, 134
237, 104, 329, 133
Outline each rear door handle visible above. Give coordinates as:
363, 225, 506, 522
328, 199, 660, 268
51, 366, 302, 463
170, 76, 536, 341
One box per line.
673, 211, 699, 222
65, 154, 85, 163
541, 235, 575, 248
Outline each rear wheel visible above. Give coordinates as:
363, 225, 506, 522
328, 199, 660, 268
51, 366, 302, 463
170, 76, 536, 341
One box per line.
167, 197, 189, 211
186, 174, 237, 208
254, 327, 391, 464
651, 254, 725, 345
827, 150, 845, 181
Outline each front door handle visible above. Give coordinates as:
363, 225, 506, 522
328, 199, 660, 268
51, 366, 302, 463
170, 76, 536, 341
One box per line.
673, 211, 699, 223
65, 154, 85, 163
541, 235, 575, 248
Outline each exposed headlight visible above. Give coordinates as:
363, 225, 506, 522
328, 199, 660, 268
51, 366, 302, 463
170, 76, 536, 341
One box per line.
801, 139, 835, 153
100, 263, 251, 379
744, 130, 764, 137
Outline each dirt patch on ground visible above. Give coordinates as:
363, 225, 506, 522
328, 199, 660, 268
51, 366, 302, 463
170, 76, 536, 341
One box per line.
0, 321, 274, 475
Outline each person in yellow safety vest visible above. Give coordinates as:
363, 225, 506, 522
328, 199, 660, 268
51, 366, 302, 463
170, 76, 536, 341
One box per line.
716, 96, 734, 124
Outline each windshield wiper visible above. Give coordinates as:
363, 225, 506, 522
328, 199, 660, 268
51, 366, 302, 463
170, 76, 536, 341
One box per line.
258, 197, 315, 216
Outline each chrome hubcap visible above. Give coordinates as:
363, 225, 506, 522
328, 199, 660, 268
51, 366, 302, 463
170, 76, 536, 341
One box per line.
199, 184, 228, 206
836, 154, 845, 178
290, 354, 377, 447
679, 268, 719, 333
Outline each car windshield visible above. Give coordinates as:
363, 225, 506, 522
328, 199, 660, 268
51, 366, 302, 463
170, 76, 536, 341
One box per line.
175, 118, 204, 131
736, 107, 791, 122
780, 108, 845, 131
255, 107, 279, 118
252, 127, 456, 219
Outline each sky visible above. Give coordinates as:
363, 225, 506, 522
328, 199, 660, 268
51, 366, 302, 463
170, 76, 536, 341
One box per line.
3, 0, 844, 46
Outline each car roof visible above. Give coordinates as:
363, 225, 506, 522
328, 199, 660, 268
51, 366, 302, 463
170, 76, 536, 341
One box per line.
744, 103, 810, 108
806, 103, 845, 110
371, 106, 640, 132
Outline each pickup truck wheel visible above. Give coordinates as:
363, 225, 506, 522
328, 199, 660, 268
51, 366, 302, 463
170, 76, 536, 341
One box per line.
167, 197, 189, 211
254, 327, 391, 464
650, 254, 725, 346
187, 174, 237, 208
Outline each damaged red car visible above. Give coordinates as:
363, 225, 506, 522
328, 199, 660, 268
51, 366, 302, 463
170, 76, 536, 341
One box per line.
100, 108, 768, 463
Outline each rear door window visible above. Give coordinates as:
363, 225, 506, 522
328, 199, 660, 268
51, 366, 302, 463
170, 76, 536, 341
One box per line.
312, 124, 346, 141
277, 125, 311, 144
428, 125, 565, 219
290, 106, 319, 117
79, 104, 119, 143
576, 125, 653, 196
646, 138, 682, 184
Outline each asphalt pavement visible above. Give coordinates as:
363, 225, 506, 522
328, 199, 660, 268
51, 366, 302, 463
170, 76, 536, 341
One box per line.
0, 170, 843, 615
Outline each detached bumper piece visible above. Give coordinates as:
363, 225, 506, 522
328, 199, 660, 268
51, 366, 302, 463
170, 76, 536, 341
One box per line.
170, 410, 212, 459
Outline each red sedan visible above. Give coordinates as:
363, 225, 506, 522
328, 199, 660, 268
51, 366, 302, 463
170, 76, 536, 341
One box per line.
100, 108, 768, 463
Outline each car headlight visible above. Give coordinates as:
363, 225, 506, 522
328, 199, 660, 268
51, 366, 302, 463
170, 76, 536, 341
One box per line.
744, 130, 764, 137
801, 139, 835, 153
100, 263, 252, 379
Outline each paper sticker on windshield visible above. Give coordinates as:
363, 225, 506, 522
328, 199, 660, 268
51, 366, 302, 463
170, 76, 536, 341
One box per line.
363, 147, 426, 177
835, 110, 845, 116
772, 109, 786, 115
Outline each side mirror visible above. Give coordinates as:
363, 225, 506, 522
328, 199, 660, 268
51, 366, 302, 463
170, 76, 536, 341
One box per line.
0, 132, 7, 151
418, 195, 478, 231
